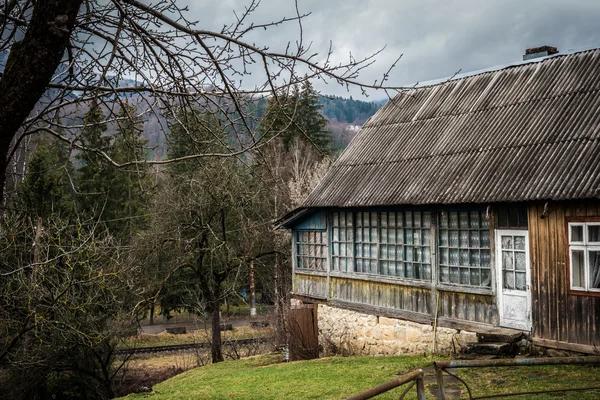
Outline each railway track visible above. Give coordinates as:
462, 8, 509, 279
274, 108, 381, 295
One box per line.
116, 337, 272, 355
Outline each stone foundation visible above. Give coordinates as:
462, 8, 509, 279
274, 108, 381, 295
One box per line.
318, 304, 477, 356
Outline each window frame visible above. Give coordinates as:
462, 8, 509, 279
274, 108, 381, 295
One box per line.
295, 229, 328, 272
567, 218, 600, 296
438, 209, 492, 289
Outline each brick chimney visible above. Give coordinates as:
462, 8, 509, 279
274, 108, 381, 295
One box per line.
523, 46, 559, 61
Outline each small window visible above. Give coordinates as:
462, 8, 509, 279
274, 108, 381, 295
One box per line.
296, 230, 327, 271
568, 222, 600, 292
498, 206, 528, 229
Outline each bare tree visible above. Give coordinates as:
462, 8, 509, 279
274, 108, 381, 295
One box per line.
0, 213, 141, 399
0, 0, 403, 205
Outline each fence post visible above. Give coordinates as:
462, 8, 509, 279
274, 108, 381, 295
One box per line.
416, 371, 426, 400
435, 363, 446, 400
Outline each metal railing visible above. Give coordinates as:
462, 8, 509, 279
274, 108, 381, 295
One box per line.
434, 356, 600, 400
346, 369, 426, 400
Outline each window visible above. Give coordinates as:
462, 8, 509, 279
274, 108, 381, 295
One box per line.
497, 206, 528, 229
296, 231, 327, 271
568, 222, 600, 292
332, 212, 353, 272
355, 212, 378, 274
439, 210, 491, 287
380, 211, 431, 279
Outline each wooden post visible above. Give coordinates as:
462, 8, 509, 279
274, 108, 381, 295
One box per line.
250, 259, 256, 316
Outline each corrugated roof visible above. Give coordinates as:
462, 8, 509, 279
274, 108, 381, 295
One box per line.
303, 48, 600, 208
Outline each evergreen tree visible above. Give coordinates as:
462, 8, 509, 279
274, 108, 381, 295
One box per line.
75, 101, 152, 240
298, 79, 332, 156
75, 101, 114, 222
259, 85, 301, 151
16, 135, 74, 219
109, 101, 152, 237
260, 81, 332, 157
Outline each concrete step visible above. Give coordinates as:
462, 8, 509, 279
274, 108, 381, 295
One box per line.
476, 331, 524, 344
466, 342, 517, 356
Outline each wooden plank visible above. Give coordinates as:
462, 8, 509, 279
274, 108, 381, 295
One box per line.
292, 293, 327, 304
556, 204, 568, 342
585, 202, 597, 346
329, 299, 433, 325
547, 203, 558, 340
528, 203, 541, 338
538, 203, 550, 340
531, 337, 598, 355
437, 317, 495, 333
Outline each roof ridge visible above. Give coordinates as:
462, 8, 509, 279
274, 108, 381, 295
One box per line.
407, 46, 600, 89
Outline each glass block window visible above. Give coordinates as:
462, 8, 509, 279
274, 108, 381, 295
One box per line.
355, 212, 378, 274
332, 212, 353, 272
439, 210, 491, 287
296, 231, 327, 271
568, 222, 600, 292
380, 211, 431, 280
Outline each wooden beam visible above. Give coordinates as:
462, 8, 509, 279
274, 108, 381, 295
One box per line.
329, 299, 433, 325
532, 337, 599, 355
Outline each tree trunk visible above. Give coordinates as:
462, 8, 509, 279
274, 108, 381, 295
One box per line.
149, 302, 155, 325
249, 260, 256, 316
0, 0, 83, 204
210, 301, 223, 363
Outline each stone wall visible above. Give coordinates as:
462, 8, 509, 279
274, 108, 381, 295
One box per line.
317, 304, 477, 356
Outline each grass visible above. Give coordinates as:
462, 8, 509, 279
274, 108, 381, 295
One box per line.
121, 354, 432, 399
120, 354, 600, 400
123, 326, 273, 349
138, 303, 272, 325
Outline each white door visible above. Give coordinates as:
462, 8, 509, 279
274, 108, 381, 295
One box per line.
496, 230, 531, 331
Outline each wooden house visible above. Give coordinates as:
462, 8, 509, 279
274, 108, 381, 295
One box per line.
281, 47, 600, 354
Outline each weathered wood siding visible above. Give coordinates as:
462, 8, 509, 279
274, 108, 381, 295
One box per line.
330, 276, 431, 315
529, 201, 600, 347
294, 273, 328, 299
437, 290, 495, 324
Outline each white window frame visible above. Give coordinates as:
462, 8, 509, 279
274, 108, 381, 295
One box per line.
568, 222, 600, 293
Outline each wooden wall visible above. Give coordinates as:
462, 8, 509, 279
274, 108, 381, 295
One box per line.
330, 276, 430, 315
294, 273, 328, 299
437, 290, 495, 325
529, 201, 600, 347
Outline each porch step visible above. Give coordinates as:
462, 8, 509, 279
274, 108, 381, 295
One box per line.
465, 342, 517, 356
476, 331, 525, 344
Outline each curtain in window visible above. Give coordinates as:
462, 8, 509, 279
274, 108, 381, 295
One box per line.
590, 250, 600, 289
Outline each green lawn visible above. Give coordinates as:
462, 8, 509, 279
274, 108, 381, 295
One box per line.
121, 354, 600, 400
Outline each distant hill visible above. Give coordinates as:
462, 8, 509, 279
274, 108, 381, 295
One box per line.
1, 51, 384, 154
319, 95, 382, 125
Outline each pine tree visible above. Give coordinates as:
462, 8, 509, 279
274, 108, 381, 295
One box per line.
75, 101, 114, 221
16, 135, 74, 219
259, 81, 332, 157
298, 79, 332, 156
259, 85, 301, 151
109, 101, 152, 237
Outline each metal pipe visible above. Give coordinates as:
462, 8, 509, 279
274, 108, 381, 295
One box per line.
434, 356, 600, 369
346, 369, 425, 400
473, 385, 600, 399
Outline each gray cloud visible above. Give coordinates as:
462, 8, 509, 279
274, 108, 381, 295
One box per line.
183, 0, 600, 100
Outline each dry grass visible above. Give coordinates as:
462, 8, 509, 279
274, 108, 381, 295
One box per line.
123, 326, 273, 349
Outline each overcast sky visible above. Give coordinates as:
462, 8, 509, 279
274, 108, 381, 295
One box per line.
187, 0, 600, 100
